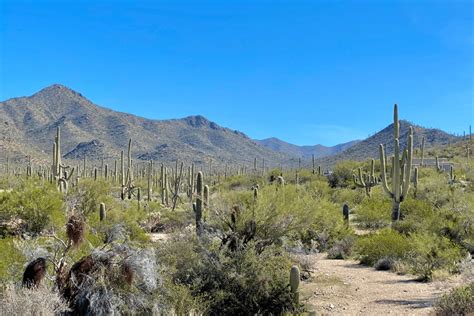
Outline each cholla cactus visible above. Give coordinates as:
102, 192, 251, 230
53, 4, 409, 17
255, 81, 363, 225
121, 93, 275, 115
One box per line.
353, 159, 379, 197
379, 104, 414, 222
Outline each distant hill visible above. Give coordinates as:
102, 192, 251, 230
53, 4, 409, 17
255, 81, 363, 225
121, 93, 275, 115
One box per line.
315, 120, 459, 167
255, 137, 360, 159
0, 84, 459, 169
0, 84, 291, 167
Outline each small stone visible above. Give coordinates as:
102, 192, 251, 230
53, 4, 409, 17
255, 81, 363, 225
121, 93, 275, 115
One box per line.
329, 304, 335, 309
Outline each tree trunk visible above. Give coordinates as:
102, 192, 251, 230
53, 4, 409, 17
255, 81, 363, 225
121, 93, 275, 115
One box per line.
391, 201, 401, 222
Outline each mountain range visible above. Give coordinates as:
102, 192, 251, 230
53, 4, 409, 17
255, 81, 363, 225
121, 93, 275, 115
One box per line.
0, 84, 459, 168
255, 138, 361, 159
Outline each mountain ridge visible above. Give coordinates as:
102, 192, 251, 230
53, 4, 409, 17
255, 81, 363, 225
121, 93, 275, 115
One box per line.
255, 137, 361, 159
0, 84, 459, 168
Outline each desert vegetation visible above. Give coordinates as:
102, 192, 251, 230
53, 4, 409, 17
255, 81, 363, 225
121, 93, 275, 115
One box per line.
0, 105, 472, 315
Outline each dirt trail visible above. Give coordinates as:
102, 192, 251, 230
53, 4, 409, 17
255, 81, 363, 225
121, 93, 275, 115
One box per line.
301, 253, 463, 315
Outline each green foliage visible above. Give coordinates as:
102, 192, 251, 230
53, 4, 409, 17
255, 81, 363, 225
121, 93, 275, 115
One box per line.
328, 160, 360, 188
0, 237, 25, 283
405, 233, 464, 281
71, 178, 112, 215
435, 282, 474, 315
355, 228, 411, 266
354, 196, 391, 229
158, 235, 298, 314
0, 180, 64, 235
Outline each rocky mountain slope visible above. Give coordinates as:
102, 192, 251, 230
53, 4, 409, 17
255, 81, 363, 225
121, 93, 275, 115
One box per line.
0, 84, 291, 167
314, 120, 458, 167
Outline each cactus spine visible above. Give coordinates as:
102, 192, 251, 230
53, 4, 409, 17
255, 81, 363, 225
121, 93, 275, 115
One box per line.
379, 104, 413, 222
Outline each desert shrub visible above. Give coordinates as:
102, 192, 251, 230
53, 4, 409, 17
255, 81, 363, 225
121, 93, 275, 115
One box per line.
158, 234, 299, 314
354, 197, 391, 229
405, 233, 464, 281
0, 284, 69, 315
327, 236, 355, 259
330, 187, 366, 207
70, 178, 112, 216
328, 160, 359, 188
435, 282, 474, 315
0, 237, 25, 283
374, 257, 396, 271
0, 181, 64, 235
231, 184, 353, 250
355, 228, 411, 266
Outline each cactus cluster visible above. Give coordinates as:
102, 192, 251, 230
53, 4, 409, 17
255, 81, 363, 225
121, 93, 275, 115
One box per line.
353, 159, 379, 197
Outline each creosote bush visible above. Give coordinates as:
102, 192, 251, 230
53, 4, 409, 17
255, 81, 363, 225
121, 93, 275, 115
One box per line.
435, 282, 474, 315
158, 234, 301, 314
0, 180, 64, 235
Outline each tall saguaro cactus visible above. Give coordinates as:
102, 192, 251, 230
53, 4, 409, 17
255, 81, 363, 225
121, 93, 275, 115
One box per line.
193, 171, 204, 236
121, 139, 138, 199
379, 104, 413, 222
52, 127, 74, 193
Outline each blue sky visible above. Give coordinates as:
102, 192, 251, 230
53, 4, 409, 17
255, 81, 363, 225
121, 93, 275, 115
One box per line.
0, 0, 472, 146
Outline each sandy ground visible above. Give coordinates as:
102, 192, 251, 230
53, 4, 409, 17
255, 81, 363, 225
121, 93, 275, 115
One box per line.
301, 253, 466, 315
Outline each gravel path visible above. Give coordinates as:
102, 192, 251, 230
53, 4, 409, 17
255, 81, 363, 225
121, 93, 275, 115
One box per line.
301, 253, 463, 315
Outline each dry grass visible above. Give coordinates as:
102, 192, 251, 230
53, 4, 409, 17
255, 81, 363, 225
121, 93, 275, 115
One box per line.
0, 284, 69, 316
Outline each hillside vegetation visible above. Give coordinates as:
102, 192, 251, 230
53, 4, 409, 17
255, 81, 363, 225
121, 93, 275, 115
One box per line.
0, 105, 472, 315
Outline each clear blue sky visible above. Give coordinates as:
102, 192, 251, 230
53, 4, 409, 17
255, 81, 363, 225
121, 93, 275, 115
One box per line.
1, 0, 473, 146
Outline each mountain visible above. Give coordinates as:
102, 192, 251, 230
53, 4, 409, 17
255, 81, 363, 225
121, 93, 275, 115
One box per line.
0, 84, 291, 167
315, 120, 459, 167
255, 137, 360, 159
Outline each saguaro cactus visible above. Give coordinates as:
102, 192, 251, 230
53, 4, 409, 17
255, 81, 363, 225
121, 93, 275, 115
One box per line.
99, 203, 106, 222
353, 159, 378, 197
52, 127, 74, 193
379, 104, 413, 222
413, 167, 419, 198
194, 171, 204, 236
121, 139, 138, 199
290, 265, 300, 308
203, 184, 209, 207
342, 203, 349, 227
420, 136, 425, 167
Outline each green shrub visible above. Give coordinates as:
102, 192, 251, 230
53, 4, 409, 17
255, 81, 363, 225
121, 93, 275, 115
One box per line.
355, 228, 411, 266
0, 181, 64, 235
158, 235, 299, 314
328, 161, 360, 188
0, 237, 25, 283
354, 197, 391, 229
405, 233, 464, 281
435, 282, 474, 315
